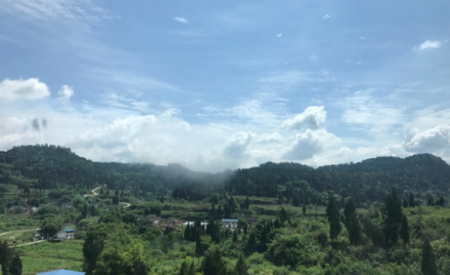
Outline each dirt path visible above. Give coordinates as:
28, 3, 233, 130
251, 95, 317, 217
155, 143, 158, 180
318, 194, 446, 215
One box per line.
83, 186, 102, 197
0, 228, 37, 237
11, 240, 45, 248
84, 186, 132, 208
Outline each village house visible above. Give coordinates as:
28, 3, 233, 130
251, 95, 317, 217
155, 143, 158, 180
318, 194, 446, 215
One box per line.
245, 217, 259, 227
146, 214, 160, 226
221, 218, 238, 229
57, 229, 76, 239
162, 219, 185, 230
183, 221, 208, 230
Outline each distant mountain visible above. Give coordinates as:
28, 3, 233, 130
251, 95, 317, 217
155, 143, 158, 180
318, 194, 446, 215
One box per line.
225, 154, 450, 207
1, 145, 449, 206
0, 145, 229, 199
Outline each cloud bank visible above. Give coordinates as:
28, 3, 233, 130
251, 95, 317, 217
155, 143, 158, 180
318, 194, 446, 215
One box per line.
0, 78, 50, 101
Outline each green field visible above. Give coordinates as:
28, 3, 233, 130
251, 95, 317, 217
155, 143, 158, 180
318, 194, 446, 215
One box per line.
15, 240, 84, 275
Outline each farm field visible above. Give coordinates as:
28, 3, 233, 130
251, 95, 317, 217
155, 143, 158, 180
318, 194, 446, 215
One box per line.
15, 240, 84, 275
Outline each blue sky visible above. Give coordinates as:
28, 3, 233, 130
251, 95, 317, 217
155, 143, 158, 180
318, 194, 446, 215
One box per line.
0, 0, 449, 171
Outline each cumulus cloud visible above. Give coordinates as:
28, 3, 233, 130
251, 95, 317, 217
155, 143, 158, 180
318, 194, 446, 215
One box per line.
283, 129, 340, 160
223, 132, 252, 159
282, 106, 326, 130
323, 14, 331, 19
174, 17, 188, 24
0, 78, 50, 101
58, 85, 74, 102
418, 40, 441, 50
404, 124, 450, 153
276, 33, 282, 38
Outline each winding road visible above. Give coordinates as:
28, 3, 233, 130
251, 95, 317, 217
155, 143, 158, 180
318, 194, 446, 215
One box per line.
84, 186, 131, 208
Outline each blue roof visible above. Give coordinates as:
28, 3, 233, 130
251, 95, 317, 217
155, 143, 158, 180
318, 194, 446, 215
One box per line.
62, 229, 75, 232
36, 269, 85, 275
222, 219, 238, 222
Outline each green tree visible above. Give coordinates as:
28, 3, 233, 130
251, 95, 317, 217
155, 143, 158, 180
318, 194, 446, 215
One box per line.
41, 218, 59, 238
409, 192, 415, 208
83, 223, 110, 274
302, 205, 306, 216
202, 246, 226, 275
234, 253, 248, 275
326, 195, 342, 242
184, 224, 192, 241
421, 239, 437, 275
9, 254, 22, 275
382, 188, 403, 247
343, 198, 361, 245
179, 261, 189, 275
399, 214, 410, 245
233, 230, 238, 243
112, 196, 119, 205
195, 235, 203, 262
189, 261, 195, 275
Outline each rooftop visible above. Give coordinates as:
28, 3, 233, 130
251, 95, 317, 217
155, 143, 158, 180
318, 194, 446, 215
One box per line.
36, 269, 85, 275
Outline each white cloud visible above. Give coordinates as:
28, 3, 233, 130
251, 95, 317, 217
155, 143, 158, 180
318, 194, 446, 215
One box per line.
58, 85, 74, 102
0, 0, 114, 25
323, 14, 331, 19
418, 40, 441, 50
283, 129, 340, 160
223, 132, 252, 159
282, 106, 327, 130
404, 124, 450, 153
276, 33, 282, 38
0, 78, 50, 101
258, 70, 330, 85
174, 17, 188, 24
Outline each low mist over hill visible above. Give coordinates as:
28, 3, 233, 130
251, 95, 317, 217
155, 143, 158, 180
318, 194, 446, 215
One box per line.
1, 144, 449, 206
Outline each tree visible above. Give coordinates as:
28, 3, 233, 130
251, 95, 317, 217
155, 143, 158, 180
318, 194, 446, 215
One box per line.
436, 197, 445, 207
399, 214, 410, 245
421, 239, 437, 275
202, 246, 226, 275
83, 223, 110, 273
382, 188, 403, 247
189, 261, 195, 275
195, 235, 203, 262
179, 261, 189, 275
302, 205, 306, 216
427, 197, 434, 206
41, 218, 59, 238
343, 198, 361, 245
326, 195, 342, 242
245, 196, 250, 209
234, 253, 248, 275
112, 196, 119, 205
409, 192, 415, 208
184, 224, 192, 241
9, 254, 22, 275
0, 241, 22, 275
293, 196, 300, 207
233, 230, 238, 243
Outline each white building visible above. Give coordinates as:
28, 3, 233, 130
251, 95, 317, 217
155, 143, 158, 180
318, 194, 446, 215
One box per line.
221, 219, 238, 229
183, 221, 208, 230
57, 229, 75, 239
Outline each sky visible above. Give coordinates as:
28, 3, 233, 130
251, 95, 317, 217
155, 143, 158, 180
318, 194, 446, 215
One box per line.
0, 0, 449, 172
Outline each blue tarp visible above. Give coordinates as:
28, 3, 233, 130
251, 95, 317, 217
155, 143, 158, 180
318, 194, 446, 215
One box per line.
36, 269, 85, 275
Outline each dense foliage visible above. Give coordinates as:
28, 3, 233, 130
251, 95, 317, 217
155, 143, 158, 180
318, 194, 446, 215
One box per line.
225, 155, 450, 207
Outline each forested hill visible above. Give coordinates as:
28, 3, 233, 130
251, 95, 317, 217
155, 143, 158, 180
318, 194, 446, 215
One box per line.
1, 145, 449, 206
0, 145, 229, 198
225, 154, 450, 207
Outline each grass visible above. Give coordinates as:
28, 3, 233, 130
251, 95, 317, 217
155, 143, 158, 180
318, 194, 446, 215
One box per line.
15, 240, 84, 275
